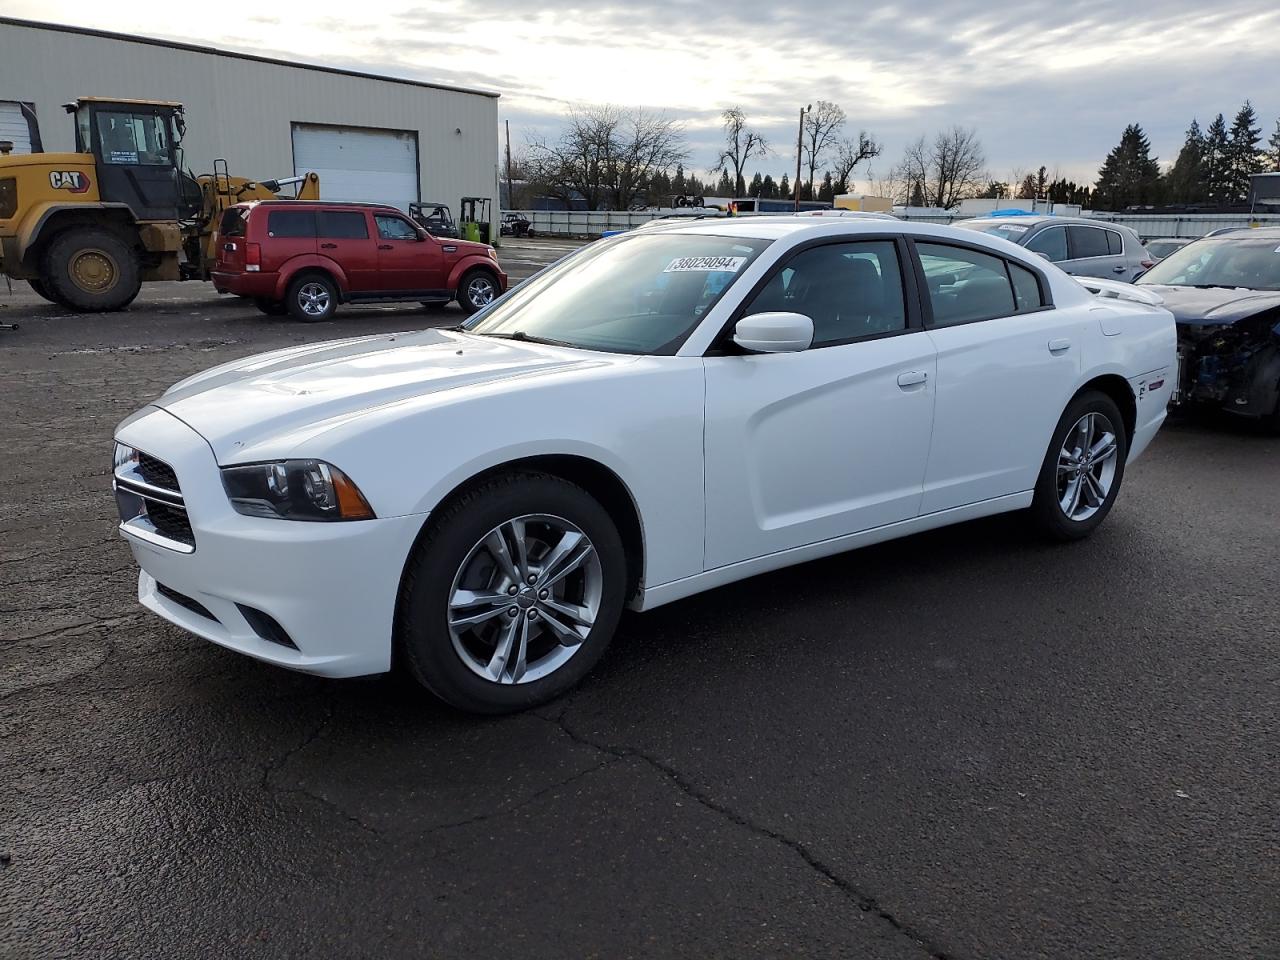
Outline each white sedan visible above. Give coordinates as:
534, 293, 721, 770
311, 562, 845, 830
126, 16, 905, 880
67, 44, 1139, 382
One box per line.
113, 218, 1176, 712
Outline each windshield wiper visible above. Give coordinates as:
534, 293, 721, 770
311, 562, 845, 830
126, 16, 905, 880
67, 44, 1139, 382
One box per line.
475, 330, 578, 348
1187, 283, 1249, 290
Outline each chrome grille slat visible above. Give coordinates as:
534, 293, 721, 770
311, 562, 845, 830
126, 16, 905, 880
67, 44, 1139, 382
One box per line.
114, 446, 196, 552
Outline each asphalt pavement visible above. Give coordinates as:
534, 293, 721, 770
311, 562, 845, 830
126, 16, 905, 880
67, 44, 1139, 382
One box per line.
1, 239, 1277, 959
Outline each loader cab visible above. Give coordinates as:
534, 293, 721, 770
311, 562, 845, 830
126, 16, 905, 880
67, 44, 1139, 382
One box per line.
67, 98, 184, 221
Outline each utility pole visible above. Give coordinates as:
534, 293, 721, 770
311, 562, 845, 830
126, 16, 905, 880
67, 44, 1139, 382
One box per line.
794, 104, 810, 212
504, 119, 513, 210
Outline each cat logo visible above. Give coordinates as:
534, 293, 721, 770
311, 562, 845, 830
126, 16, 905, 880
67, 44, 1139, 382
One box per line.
48, 170, 91, 194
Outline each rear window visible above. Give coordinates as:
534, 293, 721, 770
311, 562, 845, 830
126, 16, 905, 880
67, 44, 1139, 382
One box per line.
219, 208, 248, 238
319, 210, 370, 239
1069, 226, 1110, 259
267, 210, 316, 239
1105, 230, 1123, 255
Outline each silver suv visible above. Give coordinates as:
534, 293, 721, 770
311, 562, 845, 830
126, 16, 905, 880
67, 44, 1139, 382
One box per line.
954, 216, 1152, 282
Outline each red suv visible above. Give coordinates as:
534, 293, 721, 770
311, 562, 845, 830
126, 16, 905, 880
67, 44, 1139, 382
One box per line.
211, 200, 507, 322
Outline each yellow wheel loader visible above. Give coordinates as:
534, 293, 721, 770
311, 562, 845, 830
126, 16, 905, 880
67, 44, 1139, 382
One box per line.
0, 97, 317, 312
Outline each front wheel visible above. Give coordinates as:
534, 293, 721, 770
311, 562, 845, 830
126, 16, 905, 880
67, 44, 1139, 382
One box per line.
397, 472, 627, 714
1030, 390, 1128, 540
42, 227, 141, 312
457, 269, 499, 316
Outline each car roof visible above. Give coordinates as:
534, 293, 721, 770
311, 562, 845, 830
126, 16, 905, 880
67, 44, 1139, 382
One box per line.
629, 215, 1045, 248
1200, 226, 1280, 239
235, 199, 402, 212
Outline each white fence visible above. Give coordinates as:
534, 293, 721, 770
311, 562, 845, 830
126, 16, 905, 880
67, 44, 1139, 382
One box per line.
510, 209, 1280, 240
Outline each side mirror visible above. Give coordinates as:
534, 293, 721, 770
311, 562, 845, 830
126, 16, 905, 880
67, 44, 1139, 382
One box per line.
733, 312, 814, 354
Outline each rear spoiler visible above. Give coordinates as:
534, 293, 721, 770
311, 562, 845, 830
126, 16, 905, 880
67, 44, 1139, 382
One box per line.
1076, 277, 1164, 306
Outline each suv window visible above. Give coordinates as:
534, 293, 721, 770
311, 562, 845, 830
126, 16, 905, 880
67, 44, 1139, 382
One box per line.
319, 210, 370, 239
742, 241, 907, 347
1069, 225, 1110, 259
1026, 226, 1067, 262
376, 215, 419, 241
917, 243, 1017, 326
219, 208, 248, 238
266, 210, 316, 239
1105, 230, 1123, 255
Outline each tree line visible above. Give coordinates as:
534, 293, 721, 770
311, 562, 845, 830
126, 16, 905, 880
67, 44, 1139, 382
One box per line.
511, 100, 1280, 212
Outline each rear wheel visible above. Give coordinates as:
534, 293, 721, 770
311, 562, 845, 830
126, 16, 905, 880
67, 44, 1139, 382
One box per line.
42, 227, 141, 312
286, 273, 337, 322
457, 269, 499, 315
1031, 390, 1128, 540
398, 472, 626, 714
254, 297, 288, 316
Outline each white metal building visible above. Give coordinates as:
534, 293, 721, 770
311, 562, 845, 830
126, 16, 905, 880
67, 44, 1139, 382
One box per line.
0, 17, 501, 215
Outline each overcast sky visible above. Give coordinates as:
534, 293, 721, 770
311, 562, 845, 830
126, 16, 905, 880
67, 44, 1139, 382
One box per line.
8, 0, 1279, 191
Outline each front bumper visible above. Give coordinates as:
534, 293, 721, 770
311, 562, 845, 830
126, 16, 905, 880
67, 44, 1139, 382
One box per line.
1175, 322, 1280, 418
115, 406, 425, 677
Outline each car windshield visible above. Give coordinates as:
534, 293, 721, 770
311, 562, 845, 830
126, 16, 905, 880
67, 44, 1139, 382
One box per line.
1137, 238, 1280, 291
463, 232, 771, 354
954, 220, 1036, 243
1144, 240, 1185, 259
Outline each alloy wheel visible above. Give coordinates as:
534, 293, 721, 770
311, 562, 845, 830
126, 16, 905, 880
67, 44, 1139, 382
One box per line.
466, 275, 496, 308
1057, 412, 1119, 522
448, 514, 602, 684
298, 282, 331, 317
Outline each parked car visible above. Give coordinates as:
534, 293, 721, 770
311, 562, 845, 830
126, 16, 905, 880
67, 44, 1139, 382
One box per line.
1135, 228, 1280, 429
954, 215, 1153, 281
115, 217, 1175, 712
500, 212, 534, 238
212, 200, 506, 321
1143, 237, 1192, 262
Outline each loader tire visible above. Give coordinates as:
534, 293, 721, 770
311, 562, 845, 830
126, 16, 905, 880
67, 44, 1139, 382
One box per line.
43, 227, 142, 313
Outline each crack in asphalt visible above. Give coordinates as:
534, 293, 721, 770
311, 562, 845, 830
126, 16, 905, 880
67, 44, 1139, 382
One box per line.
540, 707, 955, 960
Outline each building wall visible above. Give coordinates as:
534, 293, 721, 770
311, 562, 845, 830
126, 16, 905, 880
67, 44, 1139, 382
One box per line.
0, 19, 499, 214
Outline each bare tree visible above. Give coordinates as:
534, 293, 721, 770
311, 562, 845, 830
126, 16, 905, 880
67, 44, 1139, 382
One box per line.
867, 165, 906, 204
831, 131, 882, 194
526, 105, 688, 210
802, 100, 846, 196
712, 107, 767, 197
892, 126, 987, 209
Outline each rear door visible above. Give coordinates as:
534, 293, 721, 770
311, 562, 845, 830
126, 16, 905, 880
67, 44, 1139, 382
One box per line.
374, 212, 447, 294
318, 209, 378, 292
258, 208, 317, 276
214, 208, 251, 272
1065, 224, 1126, 279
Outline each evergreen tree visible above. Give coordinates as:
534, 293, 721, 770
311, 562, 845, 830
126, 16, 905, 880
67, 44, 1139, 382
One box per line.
1224, 101, 1263, 202
1269, 120, 1280, 172
908, 180, 926, 207
778, 173, 791, 200
1034, 165, 1048, 197
672, 164, 687, 197
761, 173, 777, 198
818, 171, 835, 202
1017, 174, 1038, 200
1165, 119, 1206, 204
1095, 124, 1161, 210
1203, 114, 1229, 202
748, 172, 764, 197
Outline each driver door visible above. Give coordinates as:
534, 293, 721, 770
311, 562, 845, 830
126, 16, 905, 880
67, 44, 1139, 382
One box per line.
702, 239, 937, 569
375, 213, 446, 293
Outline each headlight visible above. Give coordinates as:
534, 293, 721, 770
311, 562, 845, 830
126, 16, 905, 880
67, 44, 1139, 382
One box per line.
220, 460, 375, 521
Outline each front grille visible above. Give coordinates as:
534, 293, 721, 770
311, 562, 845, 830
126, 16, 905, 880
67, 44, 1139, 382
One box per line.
136, 452, 180, 493
114, 448, 196, 552
156, 583, 217, 622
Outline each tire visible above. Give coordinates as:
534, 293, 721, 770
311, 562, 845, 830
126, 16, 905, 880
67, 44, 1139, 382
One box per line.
398, 471, 627, 714
42, 227, 141, 312
285, 273, 337, 322
1030, 390, 1129, 541
253, 298, 288, 316
457, 268, 500, 316
27, 279, 56, 303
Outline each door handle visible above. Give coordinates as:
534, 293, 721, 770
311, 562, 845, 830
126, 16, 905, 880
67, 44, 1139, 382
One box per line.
897, 370, 928, 388
378, 244, 394, 250
320, 242, 337, 249
1112, 265, 1126, 274
1048, 338, 1072, 354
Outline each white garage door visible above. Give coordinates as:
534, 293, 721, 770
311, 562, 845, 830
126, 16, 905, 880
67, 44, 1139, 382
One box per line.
0, 101, 34, 154
292, 124, 418, 211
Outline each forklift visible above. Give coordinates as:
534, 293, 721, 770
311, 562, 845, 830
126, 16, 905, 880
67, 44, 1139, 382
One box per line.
459, 197, 492, 244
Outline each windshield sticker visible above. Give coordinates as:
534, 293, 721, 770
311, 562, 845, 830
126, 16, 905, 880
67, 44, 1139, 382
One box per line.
664, 256, 747, 273
999, 224, 1029, 234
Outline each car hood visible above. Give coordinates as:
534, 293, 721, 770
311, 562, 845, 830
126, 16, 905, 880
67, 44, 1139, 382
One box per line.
1137, 284, 1280, 326
150, 328, 613, 461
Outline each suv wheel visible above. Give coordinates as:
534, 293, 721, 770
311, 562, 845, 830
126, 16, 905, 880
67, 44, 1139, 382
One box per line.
286, 274, 337, 322
398, 472, 626, 714
458, 269, 499, 315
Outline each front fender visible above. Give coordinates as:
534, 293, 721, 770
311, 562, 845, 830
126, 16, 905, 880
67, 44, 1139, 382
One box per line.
446, 254, 499, 291
276, 255, 351, 298
19, 201, 136, 260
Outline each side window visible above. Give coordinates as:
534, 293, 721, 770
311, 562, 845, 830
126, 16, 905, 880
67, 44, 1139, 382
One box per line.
1026, 226, 1067, 262
741, 240, 907, 347
1009, 262, 1045, 312
375, 215, 419, 241
319, 210, 370, 239
1105, 230, 1123, 255
266, 210, 316, 239
1069, 225, 1110, 260
917, 242, 1016, 327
